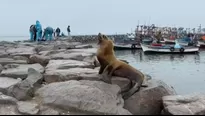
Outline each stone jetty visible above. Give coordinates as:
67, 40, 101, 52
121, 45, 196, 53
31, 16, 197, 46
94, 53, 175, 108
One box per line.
0, 38, 203, 115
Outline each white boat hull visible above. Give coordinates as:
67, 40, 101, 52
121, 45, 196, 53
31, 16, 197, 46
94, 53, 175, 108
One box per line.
114, 44, 141, 49
141, 44, 199, 53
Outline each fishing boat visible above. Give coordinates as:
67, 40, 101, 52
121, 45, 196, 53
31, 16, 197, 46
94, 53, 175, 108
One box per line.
114, 43, 141, 50
197, 40, 205, 48
141, 43, 199, 53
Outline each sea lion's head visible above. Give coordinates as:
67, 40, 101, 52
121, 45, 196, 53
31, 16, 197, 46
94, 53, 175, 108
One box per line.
97, 33, 109, 45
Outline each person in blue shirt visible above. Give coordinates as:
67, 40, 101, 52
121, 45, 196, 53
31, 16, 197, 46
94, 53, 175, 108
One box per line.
35, 20, 42, 41
29, 24, 37, 41
43, 26, 54, 41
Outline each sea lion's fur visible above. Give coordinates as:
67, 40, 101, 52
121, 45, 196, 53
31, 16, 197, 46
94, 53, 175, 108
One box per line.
96, 33, 147, 99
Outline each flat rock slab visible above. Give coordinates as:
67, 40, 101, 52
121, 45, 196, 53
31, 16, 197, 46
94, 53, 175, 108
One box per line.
35, 80, 131, 115
44, 68, 98, 83
124, 79, 177, 115
46, 60, 94, 70
0, 77, 21, 95
75, 44, 93, 49
0, 64, 44, 79
6, 47, 36, 57
162, 94, 205, 115
66, 48, 97, 55
17, 101, 39, 115
49, 52, 93, 61
0, 58, 27, 66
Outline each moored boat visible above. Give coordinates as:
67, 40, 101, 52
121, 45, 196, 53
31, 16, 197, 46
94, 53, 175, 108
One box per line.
141, 43, 199, 53
114, 43, 141, 50
197, 40, 205, 48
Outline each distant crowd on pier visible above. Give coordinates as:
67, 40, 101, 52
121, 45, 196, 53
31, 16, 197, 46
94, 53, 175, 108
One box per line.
29, 20, 71, 41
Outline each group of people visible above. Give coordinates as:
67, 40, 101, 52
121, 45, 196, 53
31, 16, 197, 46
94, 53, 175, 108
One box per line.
29, 20, 71, 41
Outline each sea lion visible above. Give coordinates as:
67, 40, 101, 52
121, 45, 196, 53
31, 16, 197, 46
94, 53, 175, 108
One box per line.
96, 33, 147, 99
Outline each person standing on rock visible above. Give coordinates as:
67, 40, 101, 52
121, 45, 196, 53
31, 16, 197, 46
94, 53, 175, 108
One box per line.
43, 26, 54, 41
67, 25, 71, 37
35, 20, 43, 41
55, 27, 61, 37
29, 24, 37, 41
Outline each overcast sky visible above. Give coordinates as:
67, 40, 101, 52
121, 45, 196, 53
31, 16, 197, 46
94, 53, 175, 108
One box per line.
0, 0, 204, 36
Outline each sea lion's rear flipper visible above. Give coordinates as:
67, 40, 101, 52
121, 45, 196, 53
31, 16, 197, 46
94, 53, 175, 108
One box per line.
122, 79, 143, 100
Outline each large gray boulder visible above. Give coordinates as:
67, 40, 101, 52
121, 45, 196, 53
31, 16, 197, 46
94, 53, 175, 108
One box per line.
17, 101, 39, 115
0, 77, 21, 95
12, 56, 29, 61
0, 92, 20, 115
124, 79, 177, 115
44, 68, 98, 83
8, 68, 43, 100
66, 48, 97, 55
35, 80, 132, 115
49, 52, 94, 61
46, 60, 94, 70
6, 46, 36, 57
0, 58, 27, 66
28, 54, 50, 66
1, 64, 44, 79
0, 92, 18, 105
162, 93, 205, 115
0, 50, 8, 58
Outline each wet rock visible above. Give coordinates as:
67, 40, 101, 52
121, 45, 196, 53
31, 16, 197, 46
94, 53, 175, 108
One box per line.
44, 68, 98, 83
0, 92, 18, 105
8, 68, 43, 100
124, 79, 177, 115
0, 58, 27, 66
162, 93, 205, 115
1, 64, 44, 79
35, 80, 132, 115
46, 60, 94, 70
17, 101, 39, 115
0, 77, 21, 95
6, 46, 36, 57
28, 55, 50, 66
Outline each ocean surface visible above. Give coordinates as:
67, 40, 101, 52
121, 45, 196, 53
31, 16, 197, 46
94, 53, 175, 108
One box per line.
115, 50, 205, 95
1, 36, 205, 95
0, 36, 29, 42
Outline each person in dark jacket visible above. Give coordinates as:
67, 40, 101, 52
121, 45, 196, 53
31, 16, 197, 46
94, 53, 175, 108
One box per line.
55, 27, 61, 37
67, 25, 71, 36
29, 24, 37, 41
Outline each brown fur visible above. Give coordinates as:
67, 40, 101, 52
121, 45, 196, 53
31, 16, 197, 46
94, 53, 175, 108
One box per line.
96, 33, 147, 99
